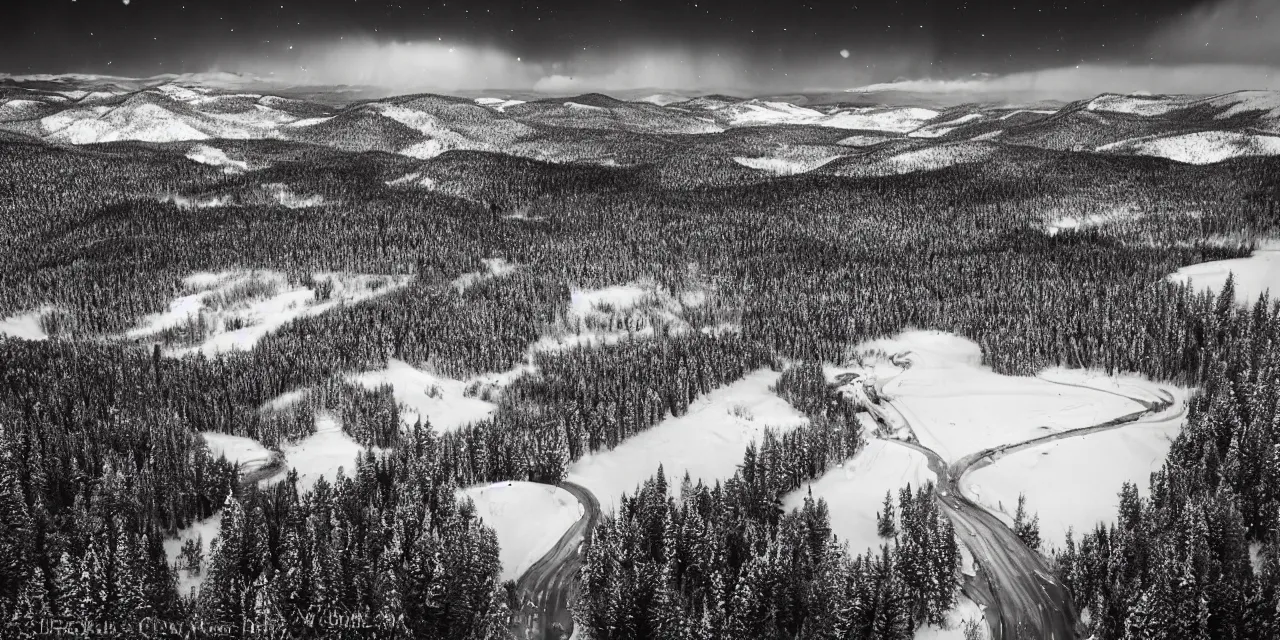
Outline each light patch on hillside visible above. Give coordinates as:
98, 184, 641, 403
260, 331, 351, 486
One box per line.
128, 270, 412, 356
1211, 91, 1280, 130
43, 103, 210, 144
264, 183, 326, 208
285, 116, 334, 127
451, 258, 517, 292
1044, 206, 1142, 236
186, 144, 249, 173
348, 358, 499, 432
1086, 94, 1192, 116
785, 439, 935, 557
459, 482, 583, 582
998, 109, 1057, 120
1168, 241, 1280, 305
820, 107, 940, 133
0, 307, 55, 341
732, 154, 840, 176
1099, 130, 1280, 165
837, 134, 894, 147
915, 595, 987, 640
907, 113, 983, 138
840, 331, 1142, 463
475, 97, 526, 112
836, 143, 995, 177
721, 101, 825, 126
566, 369, 808, 515
0, 99, 44, 120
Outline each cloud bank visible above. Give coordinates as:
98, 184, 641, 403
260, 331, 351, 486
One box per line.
1151, 0, 1280, 64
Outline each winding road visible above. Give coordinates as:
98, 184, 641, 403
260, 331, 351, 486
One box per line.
864, 372, 1177, 640
512, 481, 602, 640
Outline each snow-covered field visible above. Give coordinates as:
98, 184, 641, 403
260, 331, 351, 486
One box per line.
186, 144, 248, 173
915, 594, 987, 640
0, 308, 52, 340
566, 369, 808, 515
348, 358, 499, 432
822, 107, 940, 133
843, 331, 1144, 463
1168, 241, 1280, 305
1086, 94, 1193, 117
835, 143, 995, 178
164, 512, 222, 597
1099, 131, 1280, 165
785, 439, 935, 557
127, 270, 411, 356
201, 432, 274, 475
732, 154, 841, 176
452, 258, 517, 293
908, 113, 983, 138
459, 482, 584, 582
265, 414, 375, 492
964, 382, 1186, 551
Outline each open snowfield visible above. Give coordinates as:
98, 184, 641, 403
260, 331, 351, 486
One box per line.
1169, 241, 1280, 305
915, 594, 987, 640
0, 308, 51, 340
459, 482, 584, 582
201, 432, 274, 475
1086, 94, 1193, 116
846, 331, 1143, 463
907, 113, 983, 138
566, 369, 808, 515
186, 144, 248, 173
1099, 130, 1280, 165
732, 154, 841, 176
348, 358, 499, 432
451, 258, 517, 293
164, 512, 222, 597
265, 414, 376, 492
128, 270, 411, 356
822, 107, 940, 133
785, 439, 935, 557
964, 382, 1187, 551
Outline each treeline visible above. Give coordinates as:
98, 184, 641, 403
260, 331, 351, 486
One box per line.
1054, 281, 1280, 640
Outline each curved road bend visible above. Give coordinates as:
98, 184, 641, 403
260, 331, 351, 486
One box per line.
513, 481, 602, 640
868, 380, 1175, 640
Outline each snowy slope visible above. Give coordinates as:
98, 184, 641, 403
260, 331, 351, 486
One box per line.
566, 369, 808, 515
348, 358, 499, 432
1086, 94, 1193, 116
201, 432, 274, 475
459, 482, 584, 582
0, 308, 52, 340
1168, 241, 1280, 305
265, 414, 376, 492
1098, 131, 1280, 165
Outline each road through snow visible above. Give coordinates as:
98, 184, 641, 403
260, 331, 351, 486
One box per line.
512, 481, 601, 640
871, 375, 1176, 640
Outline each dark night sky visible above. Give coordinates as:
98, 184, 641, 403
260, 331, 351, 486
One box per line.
3, 0, 1278, 92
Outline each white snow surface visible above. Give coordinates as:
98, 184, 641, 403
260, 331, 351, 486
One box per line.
1211, 91, 1280, 131
43, 103, 210, 144
266, 414, 376, 492
201, 432, 274, 475
566, 369, 808, 515
1099, 131, 1280, 165
474, 97, 526, 112
1086, 94, 1191, 116
732, 155, 840, 175
1168, 241, 1280, 305
820, 107, 940, 133
451, 258, 517, 293
836, 134, 895, 147
459, 482, 583, 582
849, 331, 1142, 463
348, 358, 499, 432
965, 375, 1188, 551
164, 512, 222, 597
786, 439, 935, 558
0, 308, 52, 340
186, 144, 248, 173
128, 270, 411, 356
907, 113, 983, 138
914, 593, 987, 640
837, 143, 994, 177
568, 284, 651, 319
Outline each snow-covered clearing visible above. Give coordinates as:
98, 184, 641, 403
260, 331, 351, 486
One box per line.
164, 512, 222, 597
1044, 206, 1143, 236
836, 143, 995, 178
451, 258, 517, 293
385, 171, 438, 189
1210, 91, 1280, 131
201, 432, 274, 475
533, 280, 725, 354
785, 439, 935, 557
566, 369, 808, 515
732, 154, 840, 176
1099, 131, 1280, 165
186, 144, 248, 173
265, 414, 376, 493
0, 307, 53, 340
475, 97, 526, 112
915, 594, 987, 640
836, 134, 895, 147
1168, 241, 1280, 305
43, 103, 210, 144
127, 270, 411, 356
841, 331, 1143, 463
348, 358, 499, 432
964, 379, 1188, 551
722, 101, 825, 126
459, 482, 583, 582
